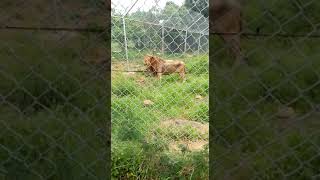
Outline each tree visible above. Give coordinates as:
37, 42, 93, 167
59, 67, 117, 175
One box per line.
185, 0, 209, 18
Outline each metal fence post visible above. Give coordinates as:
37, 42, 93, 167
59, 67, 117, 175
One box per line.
122, 16, 129, 71
161, 23, 165, 55
197, 34, 201, 55
53, 0, 57, 28
184, 30, 188, 53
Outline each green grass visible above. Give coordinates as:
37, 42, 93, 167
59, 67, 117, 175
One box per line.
0, 31, 108, 179
155, 124, 208, 141
111, 54, 209, 179
2, 22, 320, 179
212, 35, 320, 179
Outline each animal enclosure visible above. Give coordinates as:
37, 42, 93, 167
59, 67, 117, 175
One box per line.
212, 0, 320, 179
1, 0, 320, 179
111, 0, 209, 178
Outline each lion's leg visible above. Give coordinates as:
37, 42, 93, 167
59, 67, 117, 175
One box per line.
179, 69, 186, 82
152, 71, 157, 76
181, 73, 186, 82
157, 73, 163, 80
145, 67, 151, 76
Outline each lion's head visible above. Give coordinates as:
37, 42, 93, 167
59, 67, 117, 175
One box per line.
144, 55, 153, 66
144, 55, 164, 69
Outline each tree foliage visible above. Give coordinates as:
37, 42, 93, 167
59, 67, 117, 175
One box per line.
185, 0, 208, 18
112, 1, 209, 54
185, 0, 320, 34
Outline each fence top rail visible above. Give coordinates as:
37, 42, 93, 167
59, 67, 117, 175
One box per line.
211, 32, 320, 38
0, 25, 107, 32
112, 15, 209, 36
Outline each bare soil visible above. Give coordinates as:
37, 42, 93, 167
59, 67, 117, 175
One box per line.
160, 119, 209, 152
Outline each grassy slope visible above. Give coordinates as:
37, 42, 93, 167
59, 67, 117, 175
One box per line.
212, 35, 320, 179
111, 55, 209, 179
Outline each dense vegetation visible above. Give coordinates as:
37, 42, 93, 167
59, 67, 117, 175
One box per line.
112, 1, 208, 55
211, 1, 320, 179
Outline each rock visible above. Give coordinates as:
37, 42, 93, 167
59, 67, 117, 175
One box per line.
277, 106, 295, 118
143, 100, 154, 106
195, 95, 203, 99
125, 72, 136, 76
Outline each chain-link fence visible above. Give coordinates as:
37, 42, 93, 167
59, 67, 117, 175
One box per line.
2, 0, 320, 179
0, 0, 109, 179
111, 0, 209, 71
111, 0, 209, 179
212, 0, 320, 179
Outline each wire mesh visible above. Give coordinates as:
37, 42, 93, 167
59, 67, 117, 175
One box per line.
111, 0, 209, 70
211, 0, 320, 179
111, 0, 209, 178
0, 0, 109, 179
1, 0, 319, 179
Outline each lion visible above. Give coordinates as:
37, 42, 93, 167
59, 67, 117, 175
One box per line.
143, 55, 186, 82
210, 0, 246, 67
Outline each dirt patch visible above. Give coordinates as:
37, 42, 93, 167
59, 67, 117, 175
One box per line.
124, 72, 136, 77
276, 110, 320, 132
169, 140, 208, 152
160, 119, 208, 136
159, 119, 209, 152
112, 62, 144, 72
112, 62, 126, 71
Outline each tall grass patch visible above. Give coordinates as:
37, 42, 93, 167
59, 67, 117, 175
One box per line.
111, 54, 209, 178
